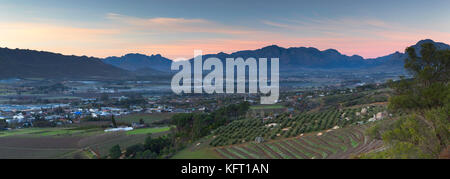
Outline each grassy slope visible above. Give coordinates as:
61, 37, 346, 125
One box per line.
172, 148, 221, 159
171, 135, 221, 159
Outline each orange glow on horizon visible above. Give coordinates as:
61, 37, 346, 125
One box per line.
1, 20, 449, 60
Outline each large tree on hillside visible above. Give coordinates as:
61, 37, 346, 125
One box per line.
383, 43, 449, 158
389, 43, 449, 110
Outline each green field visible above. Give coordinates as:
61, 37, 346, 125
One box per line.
0, 128, 47, 137
250, 104, 286, 110
126, 126, 172, 135
0, 127, 103, 138
0, 126, 172, 138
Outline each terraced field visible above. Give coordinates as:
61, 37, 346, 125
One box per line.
214, 125, 383, 159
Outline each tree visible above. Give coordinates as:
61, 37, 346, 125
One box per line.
381, 43, 450, 158
111, 115, 117, 128
170, 102, 251, 145
0, 119, 8, 129
109, 145, 122, 159
141, 150, 157, 159
389, 43, 449, 110
144, 135, 170, 154
125, 144, 145, 157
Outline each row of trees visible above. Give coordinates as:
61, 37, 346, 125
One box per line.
211, 106, 385, 146
171, 102, 250, 142
109, 134, 172, 159
99, 93, 148, 109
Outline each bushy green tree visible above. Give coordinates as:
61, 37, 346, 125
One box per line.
109, 145, 122, 159
171, 102, 250, 142
144, 135, 171, 154
141, 150, 158, 159
389, 43, 449, 110
111, 115, 117, 128
0, 119, 8, 129
125, 144, 145, 157
375, 43, 450, 158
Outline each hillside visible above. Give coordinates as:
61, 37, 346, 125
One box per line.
215, 125, 383, 159
173, 41, 449, 159
0, 48, 133, 80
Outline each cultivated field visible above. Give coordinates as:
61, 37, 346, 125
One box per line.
214, 125, 383, 159
211, 106, 385, 146
0, 126, 171, 159
117, 113, 174, 124
0, 136, 81, 159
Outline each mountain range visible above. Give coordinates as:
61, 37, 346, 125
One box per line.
103, 39, 450, 73
0, 48, 132, 79
0, 39, 448, 79
365, 39, 450, 68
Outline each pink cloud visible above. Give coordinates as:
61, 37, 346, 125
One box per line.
106, 13, 256, 35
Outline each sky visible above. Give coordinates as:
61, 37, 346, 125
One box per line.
1, 0, 449, 59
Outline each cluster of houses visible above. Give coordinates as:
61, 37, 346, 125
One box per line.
0, 96, 211, 129
355, 106, 390, 123
74, 107, 130, 119
0, 109, 71, 127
